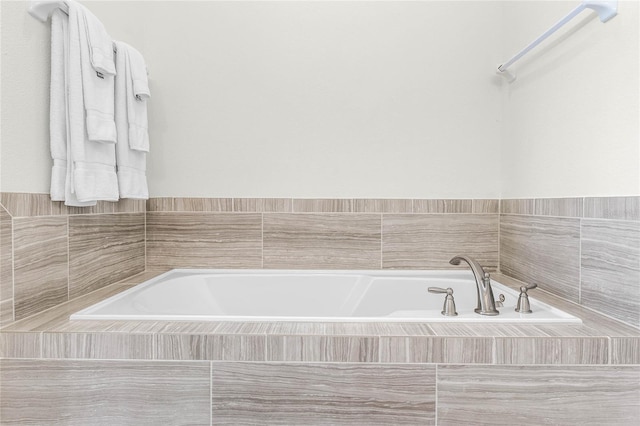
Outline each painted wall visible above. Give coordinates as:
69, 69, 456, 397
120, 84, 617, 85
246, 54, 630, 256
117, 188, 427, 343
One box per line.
501, 0, 639, 198
1, 0, 503, 198
1, 1, 637, 198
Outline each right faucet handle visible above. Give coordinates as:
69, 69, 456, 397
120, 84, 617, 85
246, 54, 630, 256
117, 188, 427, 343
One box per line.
515, 283, 538, 313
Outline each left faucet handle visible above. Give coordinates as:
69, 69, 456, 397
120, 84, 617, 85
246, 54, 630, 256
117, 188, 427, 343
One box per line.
428, 287, 458, 316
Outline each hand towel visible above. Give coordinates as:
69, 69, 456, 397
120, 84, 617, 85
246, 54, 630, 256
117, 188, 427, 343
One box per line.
77, 4, 117, 144
67, 2, 119, 203
49, 8, 95, 206
114, 41, 149, 199
120, 41, 150, 152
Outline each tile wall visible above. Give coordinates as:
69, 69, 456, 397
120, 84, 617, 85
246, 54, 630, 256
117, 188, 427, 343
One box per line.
500, 197, 640, 328
0, 193, 146, 327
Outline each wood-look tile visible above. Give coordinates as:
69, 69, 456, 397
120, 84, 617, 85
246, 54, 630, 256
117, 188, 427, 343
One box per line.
116, 269, 168, 285
584, 196, 640, 221
172, 197, 233, 212
2, 283, 137, 332
0, 359, 211, 425
42, 332, 153, 359
146, 197, 173, 212
500, 199, 534, 215
0, 332, 41, 358
0, 192, 66, 216
267, 335, 379, 362
472, 199, 499, 214
147, 212, 262, 268
0, 299, 13, 327
429, 323, 550, 337
353, 199, 413, 213
437, 365, 640, 425
379, 336, 493, 363
581, 219, 640, 328
263, 213, 381, 269
156, 334, 266, 361
494, 337, 608, 364
535, 197, 583, 217
611, 337, 640, 365
0, 205, 12, 302
500, 215, 580, 302
382, 214, 498, 270
413, 199, 472, 213
69, 214, 145, 299
13, 216, 68, 320
292, 198, 354, 212
233, 198, 292, 212
210, 362, 436, 425
263, 322, 434, 336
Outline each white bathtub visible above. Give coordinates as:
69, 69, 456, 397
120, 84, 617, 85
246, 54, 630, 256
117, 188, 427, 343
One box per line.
71, 269, 581, 324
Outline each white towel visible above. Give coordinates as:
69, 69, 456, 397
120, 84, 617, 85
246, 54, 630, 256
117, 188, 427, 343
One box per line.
67, 2, 119, 203
78, 4, 117, 144
120, 42, 150, 152
114, 41, 149, 199
49, 9, 95, 206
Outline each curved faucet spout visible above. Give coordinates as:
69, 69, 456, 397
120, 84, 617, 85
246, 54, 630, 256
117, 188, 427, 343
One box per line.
450, 255, 499, 316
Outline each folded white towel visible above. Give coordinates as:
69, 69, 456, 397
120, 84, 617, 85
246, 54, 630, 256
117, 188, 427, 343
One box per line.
67, 2, 119, 203
114, 41, 149, 199
77, 4, 117, 144
49, 9, 95, 206
82, 6, 116, 76
119, 41, 150, 152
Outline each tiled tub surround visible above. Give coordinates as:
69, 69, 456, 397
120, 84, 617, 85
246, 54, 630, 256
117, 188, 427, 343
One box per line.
1, 271, 639, 425
0, 193, 146, 327
1, 195, 639, 424
500, 197, 640, 328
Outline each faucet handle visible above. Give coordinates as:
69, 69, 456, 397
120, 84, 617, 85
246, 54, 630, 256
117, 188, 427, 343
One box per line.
428, 287, 457, 316
515, 283, 538, 313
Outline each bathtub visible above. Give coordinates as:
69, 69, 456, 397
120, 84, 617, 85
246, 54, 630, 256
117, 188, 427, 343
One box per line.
71, 269, 581, 324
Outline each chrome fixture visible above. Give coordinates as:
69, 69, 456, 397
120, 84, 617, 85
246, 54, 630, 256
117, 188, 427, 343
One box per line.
515, 283, 538, 314
449, 255, 499, 316
428, 287, 458, 317
496, 294, 505, 308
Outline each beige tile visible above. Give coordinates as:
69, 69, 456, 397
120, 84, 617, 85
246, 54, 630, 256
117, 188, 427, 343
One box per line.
146, 197, 173, 212
0, 205, 12, 302
500, 199, 534, 215
494, 337, 608, 364
413, 199, 472, 213
13, 216, 68, 320
379, 336, 493, 363
267, 335, 379, 362
263, 322, 434, 336
156, 334, 266, 361
69, 214, 145, 299
233, 198, 292, 212
263, 213, 381, 269
2, 283, 137, 332
353, 199, 412, 213
535, 197, 583, 217
147, 212, 262, 268
611, 337, 640, 365
472, 199, 499, 214
0, 332, 41, 358
292, 198, 354, 212
437, 365, 640, 425
382, 214, 498, 270
42, 332, 153, 359
500, 215, 580, 302
0, 192, 66, 216
584, 196, 640, 221
0, 359, 211, 425
429, 323, 550, 337
581, 219, 640, 328
172, 197, 233, 212
0, 299, 13, 327
211, 362, 436, 425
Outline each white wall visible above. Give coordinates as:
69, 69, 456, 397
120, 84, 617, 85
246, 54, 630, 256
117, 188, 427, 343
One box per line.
501, 0, 640, 198
2, 1, 637, 199
1, 0, 503, 198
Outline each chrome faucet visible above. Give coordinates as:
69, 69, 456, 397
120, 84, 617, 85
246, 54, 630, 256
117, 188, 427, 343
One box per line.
449, 255, 499, 316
